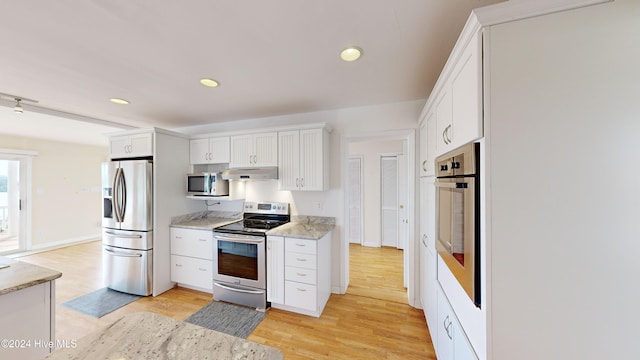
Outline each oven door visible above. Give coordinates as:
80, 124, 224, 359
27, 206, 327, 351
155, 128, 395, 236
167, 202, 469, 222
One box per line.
435, 175, 479, 306
212, 232, 265, 290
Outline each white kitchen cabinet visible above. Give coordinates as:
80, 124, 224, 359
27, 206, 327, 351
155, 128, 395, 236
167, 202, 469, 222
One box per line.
432, 29, 482, 157
266, 236, 285, 304
279, 128, 329, 191
190, 136, 230, 164
0, 282, 56, 359
170, 227, 213, 292
419, 177, 437, 335
437, 288, 477, 360
109, 132, 153, 159
270, 232, 331, 317
229, 132, 278, 168
420, 111, 437, 176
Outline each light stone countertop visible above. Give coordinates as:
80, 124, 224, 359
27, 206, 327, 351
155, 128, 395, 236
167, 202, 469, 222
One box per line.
0, 256, 62, 296
267, 216, 335, 240
170, 210, 242, 230
44, 311, 283, 360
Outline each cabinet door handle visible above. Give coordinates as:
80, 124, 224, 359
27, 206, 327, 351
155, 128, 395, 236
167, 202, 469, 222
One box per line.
300, 178, 304, 188
445, 125, 452, 144
422, 160, 427, 172
296, 178, 299, 188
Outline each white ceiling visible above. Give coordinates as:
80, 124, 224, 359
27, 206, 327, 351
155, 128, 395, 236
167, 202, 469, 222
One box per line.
0, 0, 505, 146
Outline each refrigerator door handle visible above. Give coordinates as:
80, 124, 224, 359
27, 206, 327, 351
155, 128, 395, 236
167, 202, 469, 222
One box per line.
118, 168, 127, 221
104, 231, 143, 239
104, 248, 143, 257
112, 167, 121, 223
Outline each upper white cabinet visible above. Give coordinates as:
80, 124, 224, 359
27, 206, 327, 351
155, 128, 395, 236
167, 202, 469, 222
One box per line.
109, 132, 153, 159
420, 110, 437, 177
428, 29, 483, 156
278, 128, 329, 191
190, 137, 230, 164
230, 132, 278, 168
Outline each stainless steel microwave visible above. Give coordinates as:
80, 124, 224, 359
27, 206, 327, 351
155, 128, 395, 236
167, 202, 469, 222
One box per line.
187, 172, 229, 196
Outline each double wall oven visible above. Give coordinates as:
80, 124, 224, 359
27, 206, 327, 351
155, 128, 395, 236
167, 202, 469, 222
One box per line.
435, 142, 481, 307
212, 201, 289, 309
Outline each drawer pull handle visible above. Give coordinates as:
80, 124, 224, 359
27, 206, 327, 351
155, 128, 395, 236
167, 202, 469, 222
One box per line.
295, 243, 306, 247
175, 264, 183, 267
198, 239, 207, 242
296, 272, 307, 276
297, 288, 307, 292
296, 258, 307, 262
175, 236, 182, 239
198, 268, 207, 271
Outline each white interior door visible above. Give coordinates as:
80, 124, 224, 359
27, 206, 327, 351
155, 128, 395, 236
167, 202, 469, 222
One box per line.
348, 157, 363, 244
381, 156, 398, 247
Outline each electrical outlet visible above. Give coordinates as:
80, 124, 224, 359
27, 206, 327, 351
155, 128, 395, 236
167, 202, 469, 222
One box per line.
312, 201, 322, 210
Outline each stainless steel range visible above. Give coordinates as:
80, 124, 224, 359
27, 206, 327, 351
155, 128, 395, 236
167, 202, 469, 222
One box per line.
212, 201, 289, 309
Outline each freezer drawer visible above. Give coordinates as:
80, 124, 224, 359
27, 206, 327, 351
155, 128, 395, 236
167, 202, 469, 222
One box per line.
103, 229, 152, 251
103, 245, 152, 296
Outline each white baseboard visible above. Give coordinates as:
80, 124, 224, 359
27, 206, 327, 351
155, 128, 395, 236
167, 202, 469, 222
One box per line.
8, 234, 101, 258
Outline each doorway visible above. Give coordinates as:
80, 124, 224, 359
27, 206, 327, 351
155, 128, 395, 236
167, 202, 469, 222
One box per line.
0, 151, 32, 254
344, 132, 416, 306
348, 156, 363, 245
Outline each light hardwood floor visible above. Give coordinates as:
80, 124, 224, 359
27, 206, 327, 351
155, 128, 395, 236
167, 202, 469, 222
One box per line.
17, 241, 435, 359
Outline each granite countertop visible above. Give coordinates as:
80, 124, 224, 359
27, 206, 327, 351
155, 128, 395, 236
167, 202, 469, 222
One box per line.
44, 312, 283, 360
0, 256, 62, 296
267, 215, 335, 240
171, 210, 242, 230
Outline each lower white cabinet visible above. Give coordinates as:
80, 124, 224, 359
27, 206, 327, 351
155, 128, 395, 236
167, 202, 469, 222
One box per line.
267, 232, 331, 317
170, 227, 213, 292
0, 282, 55, 360
436, 288, 478, 360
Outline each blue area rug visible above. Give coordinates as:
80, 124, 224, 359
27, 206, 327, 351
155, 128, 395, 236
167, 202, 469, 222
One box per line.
185, 301, 266, 338
62, 287, 142, 318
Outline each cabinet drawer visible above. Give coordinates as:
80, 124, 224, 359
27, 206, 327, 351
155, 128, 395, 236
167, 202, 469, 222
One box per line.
285, 266, 317, 285
285, 238, 317, 255
170, 228, 213, 260
285, 252, 317, 270
170, 255, 212, 291
285, 281, 317, 311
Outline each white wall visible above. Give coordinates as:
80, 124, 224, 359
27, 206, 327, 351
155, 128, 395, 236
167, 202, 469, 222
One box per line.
177, 99, 423, 292
0, 134, 108, 249
349, 139, 404, 247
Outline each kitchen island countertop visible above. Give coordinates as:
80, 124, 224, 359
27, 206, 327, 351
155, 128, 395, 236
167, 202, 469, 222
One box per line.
267, 215, 335, 240
44, 311, 283, 360
0, 256, 62, 296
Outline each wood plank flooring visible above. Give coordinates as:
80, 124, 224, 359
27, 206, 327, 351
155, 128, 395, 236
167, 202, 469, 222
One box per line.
17, 241, 435, 359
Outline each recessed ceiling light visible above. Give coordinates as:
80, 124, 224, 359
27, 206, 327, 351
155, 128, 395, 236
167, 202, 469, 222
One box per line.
200, 78, 219, 88
110, 98, 129, 105
340, 46, 362, 62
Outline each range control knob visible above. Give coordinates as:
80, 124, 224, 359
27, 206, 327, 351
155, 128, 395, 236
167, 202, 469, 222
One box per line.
440, 165, 448, 171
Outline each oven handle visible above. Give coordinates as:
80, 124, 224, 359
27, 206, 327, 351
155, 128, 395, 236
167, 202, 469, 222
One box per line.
434, 181, 468, 189
213, 233, 265, 244
213, 282, 265, 295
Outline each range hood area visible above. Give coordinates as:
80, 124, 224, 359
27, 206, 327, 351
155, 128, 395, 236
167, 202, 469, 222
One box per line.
221, 167, 278, 180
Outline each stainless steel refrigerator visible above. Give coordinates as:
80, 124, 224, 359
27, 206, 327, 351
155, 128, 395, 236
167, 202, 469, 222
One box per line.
101, 160, 153, 296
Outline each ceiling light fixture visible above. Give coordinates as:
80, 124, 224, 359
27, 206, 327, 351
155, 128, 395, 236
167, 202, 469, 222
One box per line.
0, 92, 39, 114
14, 98, 23, 114
109, 98, 130, 105
200, 78, 219, 88
340, 46, 363, 62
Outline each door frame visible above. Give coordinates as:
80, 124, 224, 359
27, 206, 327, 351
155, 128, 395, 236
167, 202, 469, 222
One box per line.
342, 129, 417, 307
0, 148, 36, 254
348, 155, 364, 245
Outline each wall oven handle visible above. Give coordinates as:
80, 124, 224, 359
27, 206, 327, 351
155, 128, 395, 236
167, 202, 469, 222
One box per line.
104, 231, 143, 239
213, 282, 265, 295
213, 233, 264, 244
434, 181, 468, 189
104, 248, 142, 257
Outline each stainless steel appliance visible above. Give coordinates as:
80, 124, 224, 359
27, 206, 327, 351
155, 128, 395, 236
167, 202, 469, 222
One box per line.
101, 160, 153, 296
212, 201, 289, 309
435, 142, 480, 307
187, 172, 229, 196
221, 167, 278, 181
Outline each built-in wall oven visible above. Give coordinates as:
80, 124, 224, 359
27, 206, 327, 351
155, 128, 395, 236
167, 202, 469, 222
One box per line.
212, 201, 289, 309
435, 142, 481, 307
